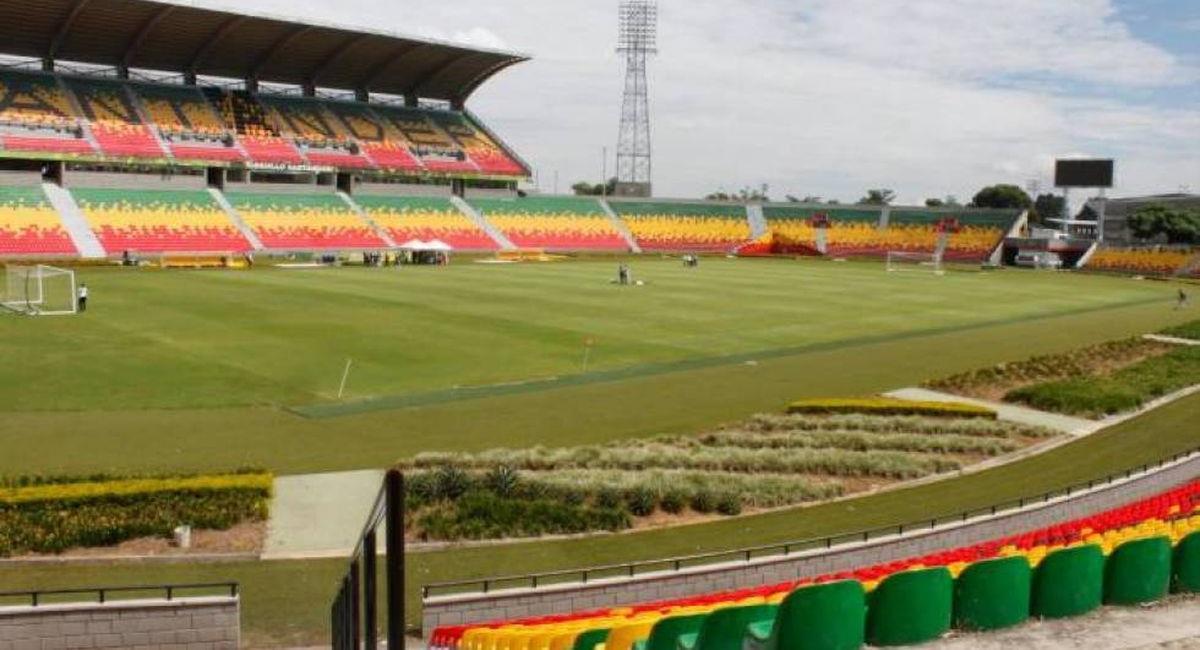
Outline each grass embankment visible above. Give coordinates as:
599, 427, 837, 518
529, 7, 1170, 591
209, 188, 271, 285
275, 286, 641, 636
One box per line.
1, 262, 1194, 477
399, 414, 1050, 540
1161, 319, 1200, 340
1007, 345, 1200, 416
2, 393, 1197, 646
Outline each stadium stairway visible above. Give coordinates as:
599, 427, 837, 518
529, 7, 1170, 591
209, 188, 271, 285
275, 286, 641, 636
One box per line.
1175, 250, 1200, 278
450, 195, 515, 250
208, 188, 265, 251
41, 183, 105, 258
599, 198, 642, 253
745, 204, 767, 239
337, 192, 398, 248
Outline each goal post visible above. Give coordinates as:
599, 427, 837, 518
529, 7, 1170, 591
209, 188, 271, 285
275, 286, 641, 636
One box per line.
2, 265, 77, 316
886, 251, 944, 275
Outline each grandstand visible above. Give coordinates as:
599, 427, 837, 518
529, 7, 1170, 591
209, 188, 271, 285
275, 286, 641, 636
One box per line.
612, 200, 752, 252
430, 478, 1200, 650
1086, 247, 1199, 277
227, 192, 384, 250
761, 204, 1018, 262
0, 185, 76, 255
73, 188, 251, 254
355, 195, 498, 250
471, 197, 628, 250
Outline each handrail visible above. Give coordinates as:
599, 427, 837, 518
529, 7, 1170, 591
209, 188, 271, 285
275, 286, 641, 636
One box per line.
0, 582, 239, 607
422, 445, 1200, 598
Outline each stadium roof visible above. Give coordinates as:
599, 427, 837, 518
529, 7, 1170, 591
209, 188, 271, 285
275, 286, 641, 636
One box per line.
0, 0, 530, 103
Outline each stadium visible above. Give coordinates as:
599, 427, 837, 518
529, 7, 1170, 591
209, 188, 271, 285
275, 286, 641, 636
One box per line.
0, 1, 1198, 649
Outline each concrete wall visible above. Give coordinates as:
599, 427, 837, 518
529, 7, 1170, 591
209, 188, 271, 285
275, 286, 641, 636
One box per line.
421, 451, 1200, 636
65, 171, 206, 190
0, 596, 238, 650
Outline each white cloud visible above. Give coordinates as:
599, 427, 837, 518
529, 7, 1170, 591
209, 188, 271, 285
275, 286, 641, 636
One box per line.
188, 0, 1200, 204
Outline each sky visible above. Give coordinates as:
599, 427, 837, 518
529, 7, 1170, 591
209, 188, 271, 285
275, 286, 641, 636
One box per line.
190, 0, 1200, 205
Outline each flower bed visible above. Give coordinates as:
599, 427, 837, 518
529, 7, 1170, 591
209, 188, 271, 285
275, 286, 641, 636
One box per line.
0, 470, 272, 556
396, 414, 1051, 541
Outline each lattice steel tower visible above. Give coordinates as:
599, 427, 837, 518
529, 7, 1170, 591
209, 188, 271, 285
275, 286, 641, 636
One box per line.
615, 0, 656, 197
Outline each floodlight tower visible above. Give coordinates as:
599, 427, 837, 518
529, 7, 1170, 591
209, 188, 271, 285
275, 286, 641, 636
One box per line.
615, 0, 657, 197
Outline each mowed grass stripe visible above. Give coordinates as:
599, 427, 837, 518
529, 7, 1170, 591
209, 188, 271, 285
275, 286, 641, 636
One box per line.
292, 292, 1166, 418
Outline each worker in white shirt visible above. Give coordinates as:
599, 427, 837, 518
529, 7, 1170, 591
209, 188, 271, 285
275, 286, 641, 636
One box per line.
77, 283, 88, 312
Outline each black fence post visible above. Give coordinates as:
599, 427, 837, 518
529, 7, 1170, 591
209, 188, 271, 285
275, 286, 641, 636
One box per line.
350, 557, 362, 650
364, 529, 378, 650
385, 470, 406, 646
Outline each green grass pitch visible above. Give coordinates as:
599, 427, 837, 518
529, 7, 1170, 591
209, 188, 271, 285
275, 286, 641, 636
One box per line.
0, 257, 1191, 476
1, 257, 1197, 646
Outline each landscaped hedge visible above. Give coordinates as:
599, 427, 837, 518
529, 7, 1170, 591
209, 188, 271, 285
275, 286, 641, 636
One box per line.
785, 397, 996, 419
0, 471, 272, 556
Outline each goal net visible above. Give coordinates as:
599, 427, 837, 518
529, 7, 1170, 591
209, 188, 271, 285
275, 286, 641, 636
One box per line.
886, 251, 944, 275
2, 265, 77, 315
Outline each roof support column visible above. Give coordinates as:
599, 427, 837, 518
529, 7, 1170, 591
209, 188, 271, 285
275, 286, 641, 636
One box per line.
404, 94, 418, 108
41, 59, 54, 72
302, 82, 316, 97
245, 77, 259, 94
116, 66, 130, 79
355, 88, 369, 103
184, 71, 197, 85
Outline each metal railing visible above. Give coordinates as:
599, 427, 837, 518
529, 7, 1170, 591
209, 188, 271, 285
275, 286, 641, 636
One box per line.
330, 469, 405, 650
0, 582, 238, 607
422, 445, 1200, 598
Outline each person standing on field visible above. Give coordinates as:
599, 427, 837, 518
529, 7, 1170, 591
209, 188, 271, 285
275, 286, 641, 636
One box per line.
1178, 288, 1190, 310
77, 283, 88, 312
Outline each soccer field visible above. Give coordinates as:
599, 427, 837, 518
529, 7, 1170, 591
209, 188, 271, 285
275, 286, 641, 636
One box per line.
0, 257, 1192, 477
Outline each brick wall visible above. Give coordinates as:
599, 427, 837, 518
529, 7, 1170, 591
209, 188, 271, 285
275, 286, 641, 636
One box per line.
0, 595, 238, 650
421, 451, 1200, 637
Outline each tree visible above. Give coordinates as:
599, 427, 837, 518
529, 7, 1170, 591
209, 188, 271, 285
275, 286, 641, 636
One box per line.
785, 194, 822, 203
1127, 204, 1200, 244
571, 177, 617, 196
857, 189, 895, 205
706, 185, 770, 202
925, 198, 945, 207
1031, 193, 1065, 224
971, 184, 1032, 209
944, 195, 961, 207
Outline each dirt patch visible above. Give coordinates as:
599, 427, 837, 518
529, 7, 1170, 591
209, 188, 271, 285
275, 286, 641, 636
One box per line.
14, 521, 265, 559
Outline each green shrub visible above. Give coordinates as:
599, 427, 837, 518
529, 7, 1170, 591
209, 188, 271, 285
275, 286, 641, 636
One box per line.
785, 397, 996, 419
433, 466, 471, 500
595, 486, 623, 509
659, 489, 687, 514
691, 490, 717, 514
625, 487, 657, 517
0, 472, 272, 557
485, 465, 520, 497
715, 492, 742, 516
414, 493, 630, 541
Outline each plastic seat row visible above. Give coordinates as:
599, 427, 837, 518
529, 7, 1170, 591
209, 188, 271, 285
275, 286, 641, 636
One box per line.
612, 202, 751, 252
432, 480, 1200, 650
471, 197, 628, 251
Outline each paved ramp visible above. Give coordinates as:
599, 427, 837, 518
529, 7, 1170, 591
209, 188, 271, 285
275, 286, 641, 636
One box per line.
264, 469, 385, 558
885, 387, 1095, 435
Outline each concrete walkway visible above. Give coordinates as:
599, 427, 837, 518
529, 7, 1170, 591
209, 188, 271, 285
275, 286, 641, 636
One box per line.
1144, 333, 1200, 346
884, 387, 1094, 434
263, 469, 384, 559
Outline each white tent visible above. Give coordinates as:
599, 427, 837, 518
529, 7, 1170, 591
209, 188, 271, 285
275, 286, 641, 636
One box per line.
398, 239, 454, 252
